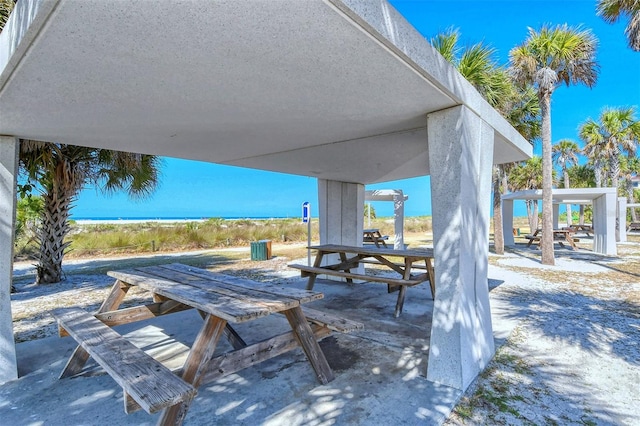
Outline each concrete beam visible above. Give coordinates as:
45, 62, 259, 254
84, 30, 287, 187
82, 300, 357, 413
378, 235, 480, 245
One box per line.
426, 106, 495, 391
0, 136, 18, 384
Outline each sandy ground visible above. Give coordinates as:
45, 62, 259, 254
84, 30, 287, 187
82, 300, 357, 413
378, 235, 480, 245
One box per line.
7, 239, 640, 425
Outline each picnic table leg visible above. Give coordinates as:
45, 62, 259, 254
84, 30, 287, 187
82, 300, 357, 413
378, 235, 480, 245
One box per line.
284, 306, 334, 384
196, 309, 246, 350
392, 258, 414, 317
338, 252, 354, 284
158, 314, 227, 426
394, 286, 407, 318
60, 279, 131, 378
425, 258, 436, 300
306, 251, 326, 290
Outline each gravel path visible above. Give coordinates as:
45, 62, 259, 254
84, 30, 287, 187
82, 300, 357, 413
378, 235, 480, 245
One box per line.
445, 248, 640, 425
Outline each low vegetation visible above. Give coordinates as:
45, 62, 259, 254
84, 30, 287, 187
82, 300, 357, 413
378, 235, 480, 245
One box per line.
14, 216, 433, 261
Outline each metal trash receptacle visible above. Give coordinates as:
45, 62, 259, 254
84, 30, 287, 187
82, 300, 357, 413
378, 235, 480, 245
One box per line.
250, 239, 272, 260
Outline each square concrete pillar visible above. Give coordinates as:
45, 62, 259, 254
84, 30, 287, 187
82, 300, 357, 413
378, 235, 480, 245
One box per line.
617, 197, 627, 243
0, 136, 18, 384
426, 105, 495, 391
392, 192, 405, 250
553, 204, 560, 228
502, 199, 515, 246
317, 180, 364, 273
593, 192, 617, 256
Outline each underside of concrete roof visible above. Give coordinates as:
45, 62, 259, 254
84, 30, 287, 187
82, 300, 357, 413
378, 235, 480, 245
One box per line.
0, 0, 531, 184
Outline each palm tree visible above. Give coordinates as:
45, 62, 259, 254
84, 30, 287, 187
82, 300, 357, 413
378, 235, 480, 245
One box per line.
508, 156, 546, 232
0, 0, 14, 29
431, 28, 540, 254
597, 0, 640, 51
19, 141, 162, 283
510, 24, 599, 265
619, 156, 640, 221
567, 164, 596, 224
582, 135, 607, 187
552, 139, 580, 225
579, 107, 640, 190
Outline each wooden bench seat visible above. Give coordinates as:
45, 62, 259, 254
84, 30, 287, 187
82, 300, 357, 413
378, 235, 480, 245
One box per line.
53, 308, 197, 415
288, 264, 427, 287
358, 258, 428, 270
301, 306, 364, 333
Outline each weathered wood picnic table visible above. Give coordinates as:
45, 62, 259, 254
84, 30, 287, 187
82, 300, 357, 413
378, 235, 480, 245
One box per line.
362, 228, 389, 248
525, 228, 579, 250
568, 224, 593, 236
289, 244, 435, 317
53, 263, 362, 425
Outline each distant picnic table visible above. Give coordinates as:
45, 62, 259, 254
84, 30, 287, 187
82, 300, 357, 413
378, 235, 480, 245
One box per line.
289, 244, 435, 317
362, 228, 389, 248
525, 228, 579, 250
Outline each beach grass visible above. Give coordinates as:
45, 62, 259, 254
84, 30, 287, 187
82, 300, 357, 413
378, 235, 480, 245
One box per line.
13, 216, 435, 260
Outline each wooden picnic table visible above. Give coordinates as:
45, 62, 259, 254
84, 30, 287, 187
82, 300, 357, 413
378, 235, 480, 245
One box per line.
567, 224, 593, 236
289, 244, 435, 317
525, 228, 579, 250
54, 263, 362, 425
362, 228, 389, 248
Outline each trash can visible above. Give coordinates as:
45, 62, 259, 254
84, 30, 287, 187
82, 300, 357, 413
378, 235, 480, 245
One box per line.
250, 239, 272, 260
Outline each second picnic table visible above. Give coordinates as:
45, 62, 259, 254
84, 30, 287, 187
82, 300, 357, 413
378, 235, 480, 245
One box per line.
289, 244, 435, 317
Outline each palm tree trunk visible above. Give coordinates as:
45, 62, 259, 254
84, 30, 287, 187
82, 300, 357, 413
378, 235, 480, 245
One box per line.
492, 166, 504, 255
611, 153, 621, 241
564, 170, 572, 226
36, 181, 73, 284
539, 92, 555, 265
595, 159, 603, 188
579, 205, 585, 225
629, 188, 638, 222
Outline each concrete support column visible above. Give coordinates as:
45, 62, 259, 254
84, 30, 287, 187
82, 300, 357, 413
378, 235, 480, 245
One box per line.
617, 197, 627, 243
426, 105, 495, 391
593, 192, 617, 256
553, 204, 560, 229
0, 136, 18, 384
318, 179, 364, 273
502, 199, 515, 246
393, 192, 405, 250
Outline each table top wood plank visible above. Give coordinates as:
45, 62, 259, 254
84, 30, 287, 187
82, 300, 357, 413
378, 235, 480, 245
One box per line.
310, 244, 434, 259
107, 269, 276, 323
156, 263, 323, 303
134, 265, 306, 312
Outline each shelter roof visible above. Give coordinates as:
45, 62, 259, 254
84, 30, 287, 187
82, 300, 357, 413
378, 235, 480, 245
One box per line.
0, 0, 531, 184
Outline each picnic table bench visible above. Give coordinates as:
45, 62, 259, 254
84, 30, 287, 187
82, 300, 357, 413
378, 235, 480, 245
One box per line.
567, 224, 593, 236
54, 263, 362, 425
362, 228, 389, 248
289, 244, 435, 317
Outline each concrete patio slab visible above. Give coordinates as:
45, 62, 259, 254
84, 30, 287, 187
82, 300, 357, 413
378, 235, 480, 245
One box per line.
2, 277, 461, 425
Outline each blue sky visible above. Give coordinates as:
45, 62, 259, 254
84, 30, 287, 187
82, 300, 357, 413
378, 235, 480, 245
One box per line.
72, 0, 640, 220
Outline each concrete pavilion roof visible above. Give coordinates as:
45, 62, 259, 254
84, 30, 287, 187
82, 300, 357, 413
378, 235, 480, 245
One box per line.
0, 0, 531, 184
502, 188, 618, 204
